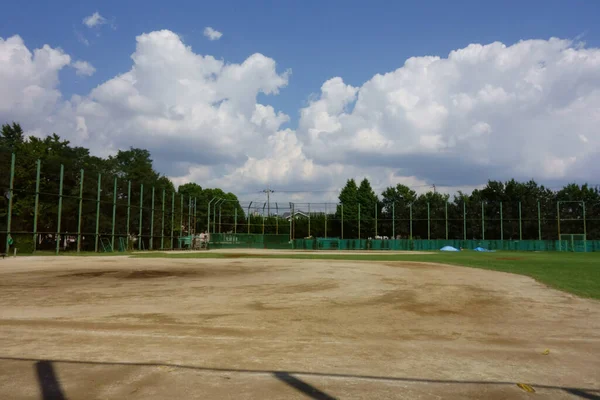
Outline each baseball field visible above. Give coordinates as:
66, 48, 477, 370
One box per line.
1, 250, 599, 399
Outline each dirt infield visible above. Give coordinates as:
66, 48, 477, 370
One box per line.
1, 256, 599, 399
145, 248, 435, 255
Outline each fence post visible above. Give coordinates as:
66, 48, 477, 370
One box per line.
76, 168, 84, 252
150, 187, 155, 250
161, 190, 165, 249
111, 177, 117, 251
56, 164, 64, 255
180, 195, 184, 246
427, 202, 431, 240
463, 201, 466, 241
445, 201, 448, 240
583, 202, 587, 240
341, 203, 344, 239
126, 181, 131, 250
31, 159, 41, 252
4, 153, 15, 254
290, 202, 294, 240
375, 203, 378, 237
139, 184, 144, 250
537, 201, 541, 240
219, 202, 223, 233
557, 201, 561, 242
276, 203, 279, 235
392, 202, 395, 239
519, 201, 522, 240
247, 202, 252, 234
94, 173, 101, 253
409, 203, 413, 240
234, 208, 237, 234
213, 199, 218, 234
500, 201, 503, 241
308, 203, 311, 237
481, 201, 485, 240
207, 197, 216, 234
188, 197, 192, 236
358, 204, 361, 240
171, 192, 175, 248
193, 197, 197, 235
262, 202, 265, 235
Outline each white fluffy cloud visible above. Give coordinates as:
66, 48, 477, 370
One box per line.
83, 12, 107, 28
2, 32, 600, 201
203, 27, 222, 41
72, 60, 96, 76
297, 38, 600, 187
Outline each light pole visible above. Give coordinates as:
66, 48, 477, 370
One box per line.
208, 197, 217, 234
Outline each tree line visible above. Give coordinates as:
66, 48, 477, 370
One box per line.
3, 122, 600, 253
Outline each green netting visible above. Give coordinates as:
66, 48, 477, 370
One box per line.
209, 233, 291, 249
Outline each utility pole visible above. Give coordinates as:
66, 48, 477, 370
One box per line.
432, 184, 436, 193
263, 188, 275, 216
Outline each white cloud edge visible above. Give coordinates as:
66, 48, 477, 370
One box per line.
203, 27, 223, 41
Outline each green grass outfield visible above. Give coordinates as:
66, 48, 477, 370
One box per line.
130, 251, 600, 300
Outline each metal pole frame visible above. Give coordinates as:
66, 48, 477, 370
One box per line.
95, 173, 101, 253
56, 164, 65, 255
161, 189, 166, 249
219, 201, 223, 234
308, 203, 311, 237
180, 194, 184, 246
126, 181, 131, 251
208, 197, 217, 234
76, 168, 84, 253
358, 204, 361, 240
427, 202, 430, 240
139, 184, 144, 250
463, 200, 466, 241
247, 201, 253, 234
519, 201, 522, 241
5, 153, 15, 254
171, 192, 175, 249
537, 201, 542, 241
500, 201, 503, 241
111, 177, 117, 251
213, 198, 222, 234
409, 203, 413, 240
341, 203, 344, 240
33, 159, 41, 252
392, 202, 395, 240
150, 187, 155, 250
375, 203, 378, 238
262, 202, 266, 235
445, 201, 448, 240
481, 201, 485, 240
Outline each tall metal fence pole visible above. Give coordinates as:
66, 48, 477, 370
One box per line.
537, 201, 542, 240
95, 173, 101, 252
481, 201, 485, 240
463, 201, 466, 241
207, 197, 216, 234
427, 202, 430, 240
392, 202, 395, 239
219, 202, 222, 233
375, 204, 378, 237
126, 181, 131, 250
341, 203, 344, 239
583, 202, 587, 240
358, 204, 361, 240
188, 197, 192, 236
290, 202, 294, 240
33, 159, 41, 252
519, 201, 522, 240
111, 177, 117, 251
276, 203, 279, 235
213, 199, 218, 234
445, 201, 448, 240
409, 203, 413, 240
161, 190, 165, 249
324, 204, 327, 238
5, 153, 15, 254
247, 202, 252, 234
76, 169, 84, 253
234, 208, 237, 234
150, 187, 155, 250
139, 184, 144, 250
193, 197, 197, 235
500, 201, 503, 241
171, 192, 175, 248
180, 195, 184, 246
308, 203, 311, 237
56, 164, 64, 255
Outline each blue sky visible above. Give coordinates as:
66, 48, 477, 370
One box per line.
3, 0, 599, 125
2, 0, 600, 198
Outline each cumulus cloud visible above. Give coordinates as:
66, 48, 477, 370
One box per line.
0, 35, 71, 128
203, 27, 222, 41
2, 32, 600, 201
83, 12, 107, 28
72, 60, 96, 76
297, 38, 600, 186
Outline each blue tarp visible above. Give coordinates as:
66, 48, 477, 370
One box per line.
474, 246, 495, 252
440, 246, 460, 252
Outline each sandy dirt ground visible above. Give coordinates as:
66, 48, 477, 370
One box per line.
143, 248, 435, 255
0, 256, 599, 399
